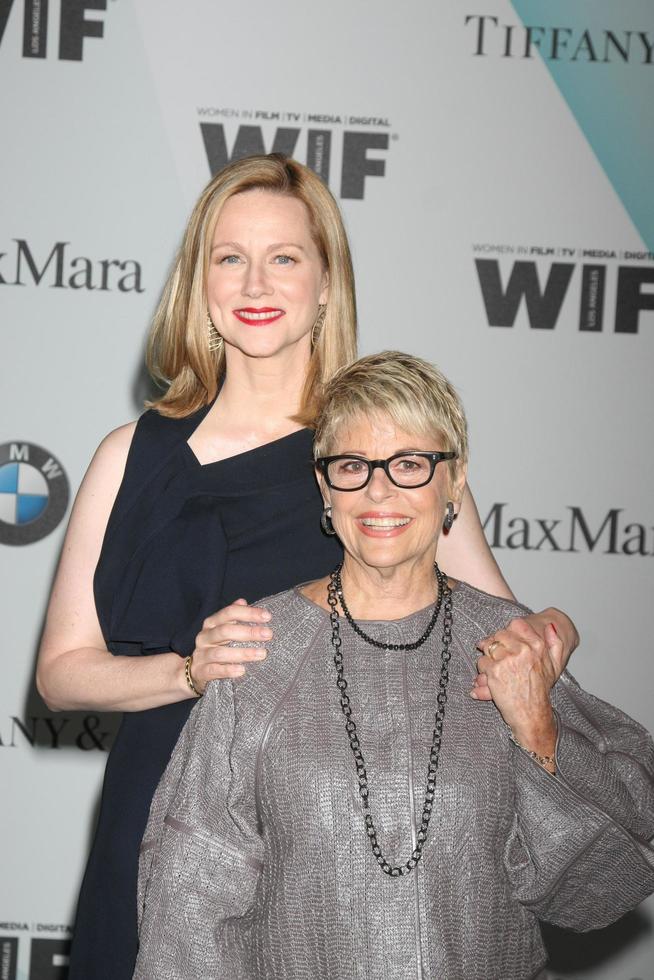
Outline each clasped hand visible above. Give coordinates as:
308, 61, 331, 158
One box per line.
473, 616, 569, 755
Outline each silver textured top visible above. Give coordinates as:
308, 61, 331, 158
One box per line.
134, 583, 654, 980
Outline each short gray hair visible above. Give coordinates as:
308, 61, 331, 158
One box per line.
313, 351, 468, 479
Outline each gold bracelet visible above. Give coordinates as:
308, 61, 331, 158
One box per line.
184, 655, 202, 697
509, 731, 555, 770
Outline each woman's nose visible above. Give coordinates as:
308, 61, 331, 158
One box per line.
242, 260, 273, 298
365, 466, 396, 501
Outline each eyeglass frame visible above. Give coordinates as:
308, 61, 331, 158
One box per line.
315, 451, 457, 491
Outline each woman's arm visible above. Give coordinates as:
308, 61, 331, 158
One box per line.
475, 613, 654, 928
439, 485, 579, 690
36, 426, 271, 713
436, 484, 514, 599
505, 674, 654, 930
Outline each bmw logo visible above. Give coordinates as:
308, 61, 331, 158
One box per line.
0, 442, 69, 546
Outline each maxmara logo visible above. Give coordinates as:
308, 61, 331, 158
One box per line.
0, 442, 69, 546
198, 107, 395, 200
465, 15, 654, 65
0, 0, 107, 61
473, 255, 654, 333
484, 503, 653, 556
0, 239, 144, 292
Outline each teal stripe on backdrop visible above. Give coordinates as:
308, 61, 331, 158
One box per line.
511, 0, 654, 251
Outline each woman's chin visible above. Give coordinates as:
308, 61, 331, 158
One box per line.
344, 545, 419, 573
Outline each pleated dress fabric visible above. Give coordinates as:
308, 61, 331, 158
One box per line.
67, 404, 341, 980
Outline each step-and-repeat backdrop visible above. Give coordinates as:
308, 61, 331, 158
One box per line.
1, 2, 653, 978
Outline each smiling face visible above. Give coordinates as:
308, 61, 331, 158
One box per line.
206, 189, 329, 367
319, 413, 467, 577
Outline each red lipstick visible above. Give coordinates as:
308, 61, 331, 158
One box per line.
233, 307, 285, 326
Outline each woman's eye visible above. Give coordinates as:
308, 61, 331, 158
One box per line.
273, 254, 295, 265
340, 460, 365, 474
219, 254, 241, 265
392, 457, 430, 476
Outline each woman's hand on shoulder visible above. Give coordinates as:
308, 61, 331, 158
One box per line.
474, 617, 563, 758
470, 607, 578, 703
186, 599, 271, 694
473, 619, 566, 756
523, 607, 579, 661
38, 421, 274, 712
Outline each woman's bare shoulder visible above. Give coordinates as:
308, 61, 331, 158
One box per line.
70, 421, 138, 526
95, 420, 138, 461
87, 420, 137, 480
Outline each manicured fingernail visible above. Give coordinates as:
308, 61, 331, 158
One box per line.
469, 690, 479, 699
261, 610, 272, 620
261, 628, 272, 639
255, 650, 267, 659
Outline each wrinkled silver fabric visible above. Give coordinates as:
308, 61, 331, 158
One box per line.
134, 583, 654, 980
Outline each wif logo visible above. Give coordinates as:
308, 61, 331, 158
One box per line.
198, 109, 394, 200
0, 442, 69, 546
1, 937, 18, 980
0, 0, 107, 61
474, 256, 654, 333
0, 935, 72, 980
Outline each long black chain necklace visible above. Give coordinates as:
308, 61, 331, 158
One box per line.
327, 563, 453, 878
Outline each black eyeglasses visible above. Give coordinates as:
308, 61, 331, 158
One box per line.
316, 452, 457, 491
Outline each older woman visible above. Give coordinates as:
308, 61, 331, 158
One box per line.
37, 156, 578, 980
134, 351, 654, 980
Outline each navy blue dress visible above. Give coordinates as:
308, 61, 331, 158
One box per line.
68, 404, 341, 980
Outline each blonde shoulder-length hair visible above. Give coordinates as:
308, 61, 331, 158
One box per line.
146, 154, 358, 421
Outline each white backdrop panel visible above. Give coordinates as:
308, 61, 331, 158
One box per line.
1, 2, 652, 978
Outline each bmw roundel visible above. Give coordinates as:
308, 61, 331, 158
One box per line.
0, 442, 69, 546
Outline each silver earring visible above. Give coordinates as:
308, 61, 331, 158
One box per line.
311, 304, 327, 347
207, 312, 223, 352
443, 501, 455, 532
321, 505, 336, 536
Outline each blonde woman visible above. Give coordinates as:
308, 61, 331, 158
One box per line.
36, 156, 577, 979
